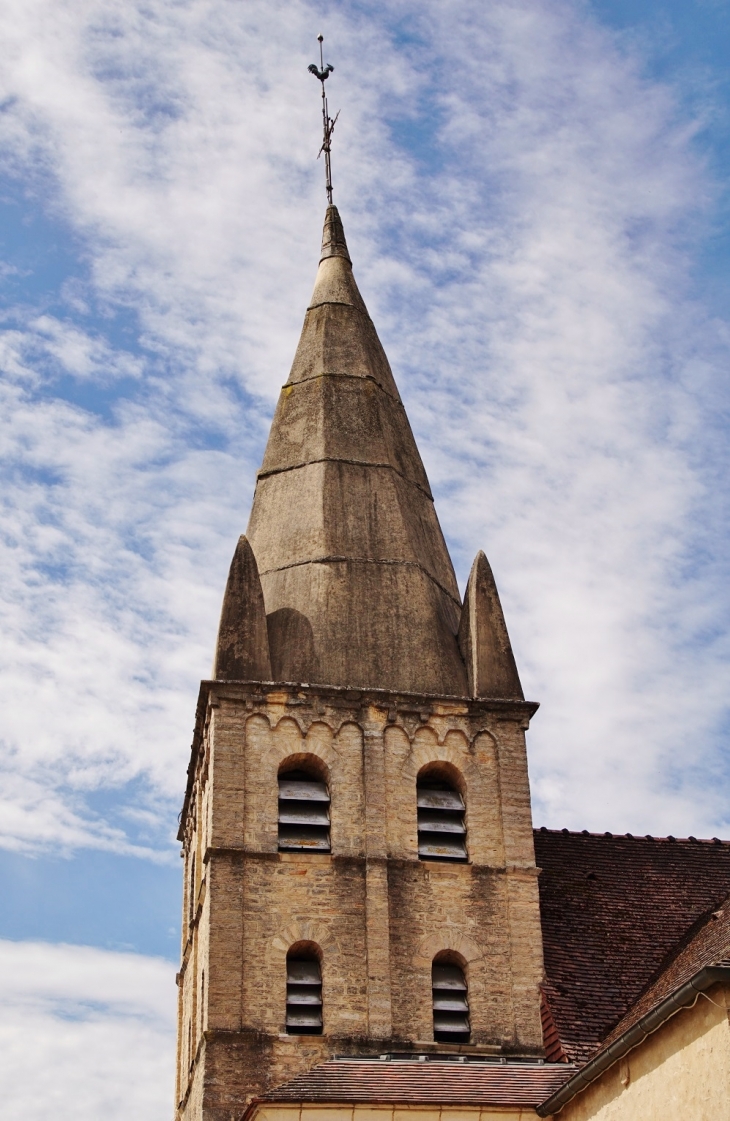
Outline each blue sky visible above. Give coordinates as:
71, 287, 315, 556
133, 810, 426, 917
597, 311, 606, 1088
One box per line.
0, 1, 729, 1117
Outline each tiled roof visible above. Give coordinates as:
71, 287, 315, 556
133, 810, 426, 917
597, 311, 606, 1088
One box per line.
260, 1059, 576, 1106
534, 828, 730, 1061
600, 893, 730, 1050
540, 990, 568, 1064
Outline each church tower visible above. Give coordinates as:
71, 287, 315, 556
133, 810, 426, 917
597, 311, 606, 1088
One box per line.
175, 205, 545, 1121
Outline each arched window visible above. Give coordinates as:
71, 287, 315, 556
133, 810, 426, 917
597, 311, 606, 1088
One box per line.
417, 774, 467, 861
432, 960, 470, 1043
278, 768, 330, 852
285, 951, 323, 1034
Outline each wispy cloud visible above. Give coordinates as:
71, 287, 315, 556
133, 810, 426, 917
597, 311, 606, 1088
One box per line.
0, 0, 727, 862
0, 939, 175, 1121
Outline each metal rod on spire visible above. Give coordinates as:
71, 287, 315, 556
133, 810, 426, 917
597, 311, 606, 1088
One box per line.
308, 35, 338, 205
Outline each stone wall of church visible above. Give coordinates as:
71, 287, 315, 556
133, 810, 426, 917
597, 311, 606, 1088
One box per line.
175, 681, 544, 1121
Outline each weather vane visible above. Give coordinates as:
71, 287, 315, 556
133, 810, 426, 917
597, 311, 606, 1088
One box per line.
308, 35, 339, 205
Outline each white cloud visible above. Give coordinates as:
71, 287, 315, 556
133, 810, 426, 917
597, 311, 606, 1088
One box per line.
0, 940, 175, 1121
0, 0, 726, 856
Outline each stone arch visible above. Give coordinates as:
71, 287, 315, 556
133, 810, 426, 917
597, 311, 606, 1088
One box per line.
433, 946, 469, 971
416, 757, 467, 799
287, 939, 323, 962
384, 722, 410, 753
271, 714, 305, 749
270, 717, 336, 773
277, 751, 330, 785
413, 930, 484, 971
442, 727, 470, 753
334, 720, 362, 753
412, 723, 438, 751
404, 725, 472, 786
472, 727, 498, 765
271, 920, 339, 961
245, 712, 272, 735
304, 722, 337, 782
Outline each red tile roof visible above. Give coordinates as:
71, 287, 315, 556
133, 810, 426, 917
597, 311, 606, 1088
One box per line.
600, 893, 730, 1051
260, 1059, 576, 1107
534, 829, 730, 1061
540, 990, 568, 1064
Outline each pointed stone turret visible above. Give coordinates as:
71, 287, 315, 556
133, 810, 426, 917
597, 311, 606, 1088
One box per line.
246, 206, 468, 695
213, 535, 272, 681
458, 550, 524, 700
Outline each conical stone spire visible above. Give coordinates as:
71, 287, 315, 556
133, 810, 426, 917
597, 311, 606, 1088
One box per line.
213, 535, 272, 681
458, 551, 524, 700
245, 206, 468, 695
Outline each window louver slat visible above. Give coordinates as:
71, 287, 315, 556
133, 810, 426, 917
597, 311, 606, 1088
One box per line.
286, 960, 321, 984
278, 779, 329, 801
417, 789, 464, 810
278, 825, 331, 850
285, 1009, 323, 1027
434, 1012, 470, 1031
418, 837, 469, 859
432, 964, 467, 988
285, 989, 322, 1005
433, 995, 469, 1011
417, 809, 467, 834
278, 806, 330, 825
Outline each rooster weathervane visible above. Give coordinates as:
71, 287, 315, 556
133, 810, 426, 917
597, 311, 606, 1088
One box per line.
308, 35, 339, 204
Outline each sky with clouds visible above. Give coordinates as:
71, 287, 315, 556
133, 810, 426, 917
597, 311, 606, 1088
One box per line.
0, 0, 728, 1117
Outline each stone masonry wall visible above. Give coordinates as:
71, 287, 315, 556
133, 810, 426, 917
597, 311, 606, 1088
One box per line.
175, 682, 544, 1121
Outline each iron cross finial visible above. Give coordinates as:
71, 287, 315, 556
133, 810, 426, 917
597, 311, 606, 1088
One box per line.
308, 35, 339, 205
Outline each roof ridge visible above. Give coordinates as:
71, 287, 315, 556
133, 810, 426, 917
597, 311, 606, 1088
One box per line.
535, 826, 730, 845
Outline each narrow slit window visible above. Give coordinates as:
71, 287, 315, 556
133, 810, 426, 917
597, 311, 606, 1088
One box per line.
417, 778, 467, 861
188, 853, 196, 928
432, 962, 470, 1043
285, 956, 323, 1034
278, 769, 331, 852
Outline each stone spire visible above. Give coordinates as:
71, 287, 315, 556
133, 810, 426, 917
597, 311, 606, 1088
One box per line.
458, 551, 524, 700
245, 205, 468, 695
213, 535, 271, 682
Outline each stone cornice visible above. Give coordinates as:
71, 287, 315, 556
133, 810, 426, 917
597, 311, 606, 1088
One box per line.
178, 679, 538, 840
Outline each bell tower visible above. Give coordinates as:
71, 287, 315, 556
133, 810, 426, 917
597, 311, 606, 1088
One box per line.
175, 206, 545, 1121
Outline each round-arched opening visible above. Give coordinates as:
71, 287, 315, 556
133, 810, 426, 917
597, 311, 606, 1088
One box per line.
432, 953, 470, 1044
416, 765, 467, 862
417, 760, 465, 796
278, 752, 329, 784
278, 760, 331, 853
286, 944, 323, 1035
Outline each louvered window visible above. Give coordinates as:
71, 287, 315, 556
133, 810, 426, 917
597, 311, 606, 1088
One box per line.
432, 962, 470, 1043
278, 769, 330, 852
417, 779, 467, 861
285, 956, 323, 1034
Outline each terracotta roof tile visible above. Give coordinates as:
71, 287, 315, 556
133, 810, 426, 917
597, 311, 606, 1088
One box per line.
262, 1059, 576, 1106
540, 990, 568, 1064
534, 829, 730, 1060
599, 892, 730, 1051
